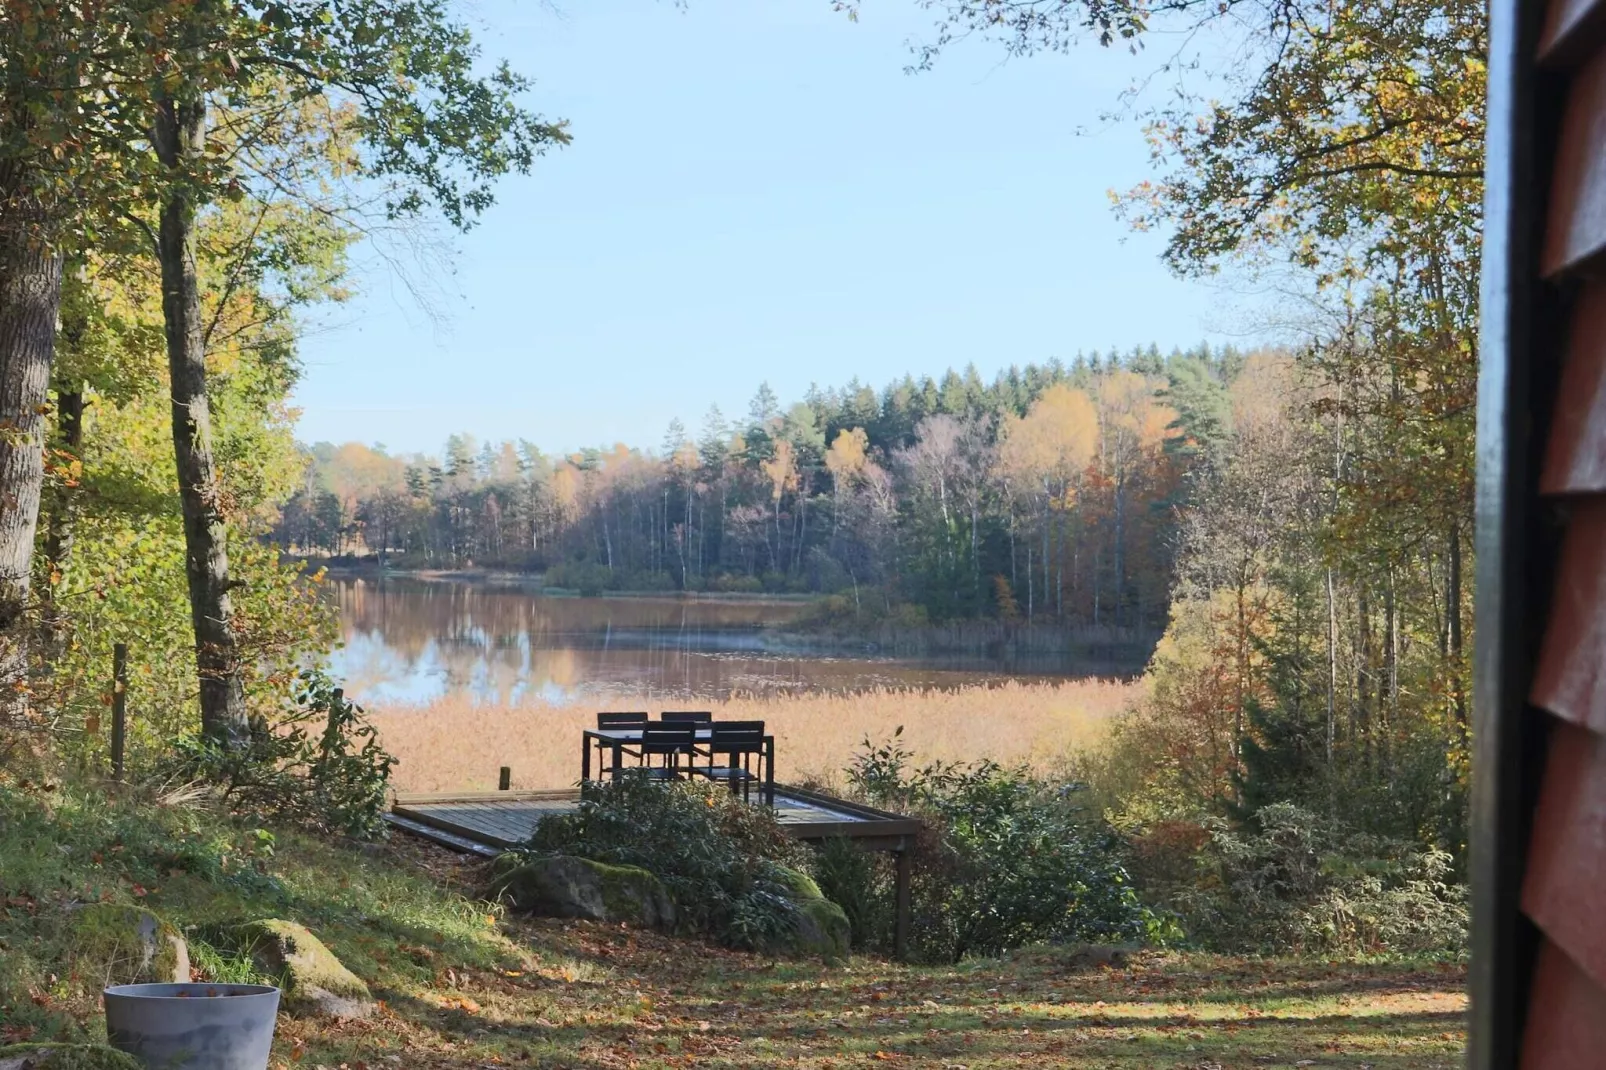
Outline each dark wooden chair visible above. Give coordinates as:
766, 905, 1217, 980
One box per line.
597, 711, 650, 728
660, 712, 714, 760
690, 721, 766, 802
596, 712, 649, 779
659, 711, 713, 724
639, 724, 698, 781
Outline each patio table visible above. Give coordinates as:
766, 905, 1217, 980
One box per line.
582, 726, 775, 806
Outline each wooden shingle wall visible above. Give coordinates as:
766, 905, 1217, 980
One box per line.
1507, 2, 1606, 1061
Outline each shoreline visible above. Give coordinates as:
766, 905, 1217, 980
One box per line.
301, 560, 818, 604
305, 559, 1158, 673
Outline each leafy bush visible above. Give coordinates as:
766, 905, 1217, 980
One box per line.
518, 775, 813, 950
542, 561, 613, 597
831, 731, 1168, 962
706, 574, 765, 594
811, 835, 890, 950
159, 669, 396, 840
45, 535, 337, 775
1173, 803, 1468, 957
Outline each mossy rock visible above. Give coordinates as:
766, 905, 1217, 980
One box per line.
68, 904, 189, 986
774, 866, 824, 901
769, 866, 848, 960
491, 854, 675, 929
1059, 943, 1135, 970
789, 897, 851, 961
0, 1044, 142, 1070
236, 919, 373, 1020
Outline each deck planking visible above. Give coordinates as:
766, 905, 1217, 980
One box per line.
388, 785, 919, 854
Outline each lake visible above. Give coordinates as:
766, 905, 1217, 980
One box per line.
326, 575, 1097, 708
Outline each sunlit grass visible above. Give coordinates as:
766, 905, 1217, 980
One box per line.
279, 920, 1466, 1070
0, 778, 1465, 1069
367, 678, 1143, 794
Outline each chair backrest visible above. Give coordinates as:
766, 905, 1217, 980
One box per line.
708, 720, 765, 754
660, 710, 713, 724
641, 724, 697, 752
597, 711, 649, 729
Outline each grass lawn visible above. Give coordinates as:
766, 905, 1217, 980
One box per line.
280, 839, 1466, 1070
0, 785, 1466, 1070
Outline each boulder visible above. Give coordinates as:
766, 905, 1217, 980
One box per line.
0, 1045, 142, 1070
1060, 943, 1135, 971
773, 866, 824, 902
68, 904, 189, 985
237, 919, 374, 1020
492, 854, 675, 929
790, 897, 852, 960
773, 865, 850, 960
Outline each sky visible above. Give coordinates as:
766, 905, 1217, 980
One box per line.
289, 0, 1258, 457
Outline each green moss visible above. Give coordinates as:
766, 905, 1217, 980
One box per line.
0, 1044, 142, 1070
68, 904, 187, 985
237, 919, 370, 1003
774, 866, 824, 901
791, 898, 851, 960
595, 862, 666, 915
494, 856, 674, 929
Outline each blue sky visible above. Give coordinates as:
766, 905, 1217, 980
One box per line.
290, 0, 1254, 457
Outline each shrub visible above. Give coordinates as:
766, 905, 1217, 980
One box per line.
517, 775, 813, 950
1174, 802, 1468, 957
708, 574, 765, 594
834, 731, 1168, 962
542, 561, 613, 597
811, 835, 890, 950
159, 669, 396, 840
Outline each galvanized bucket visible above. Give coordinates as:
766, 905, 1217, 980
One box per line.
103, 983, 280, 1070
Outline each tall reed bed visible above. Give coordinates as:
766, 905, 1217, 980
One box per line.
368, 678, 1141, 794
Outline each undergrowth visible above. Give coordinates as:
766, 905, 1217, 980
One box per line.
519, 775, 812, 950
0, 775, 530, 1047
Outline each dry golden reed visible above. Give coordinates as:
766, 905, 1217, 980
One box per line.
368, 678, 1141, 795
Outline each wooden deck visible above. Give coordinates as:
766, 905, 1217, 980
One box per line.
387, 785, 921, 856
386, 784, 920, 957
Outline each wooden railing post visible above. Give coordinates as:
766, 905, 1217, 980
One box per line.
894, 844, 912, 962
111, 642, 128, 781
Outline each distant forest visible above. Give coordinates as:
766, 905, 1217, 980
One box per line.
274, 343, 1262, 632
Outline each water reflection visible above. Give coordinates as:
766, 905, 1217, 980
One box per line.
326, 576, 1080, 706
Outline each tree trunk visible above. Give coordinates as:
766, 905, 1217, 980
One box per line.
1025, 542, 1033, 621
1113, 467, 1126, 628
970, 503, 980, 603
1325, 566, 1337, 772
794, 490, 807, 578
40, 385, 83, 662
1355, 587, 1373, 760
155, 93, 249, 748
1447, 521, 1466, 728
0, 175, 63, 718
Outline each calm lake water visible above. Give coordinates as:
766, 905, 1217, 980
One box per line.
326, 576, 1090, 707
